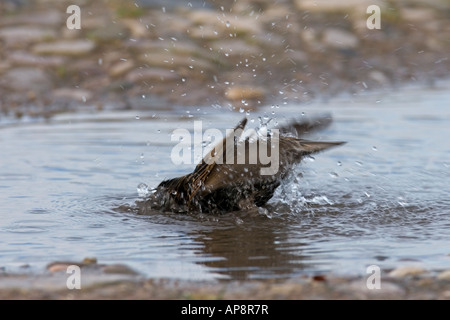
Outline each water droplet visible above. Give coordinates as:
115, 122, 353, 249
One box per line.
181, 77, 186, 82
141, 94, 146, 99
306, 155, 315, 162
188, 65, 194, 69
239, 108, 245, 113
135, 115, 140, 120
337, 161, 342, 166
372, 146, 378, 151
137, 183, 149, 197
329, 172, 339, 178
225, 21, 230, 28
262, 57, 266, 62
157, 129, 161, 134
355, 161, 363, 166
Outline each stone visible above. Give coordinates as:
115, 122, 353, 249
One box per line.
32, 40, 96, 56
52, 88, 93, 103
0, 10, 63, 27
322, 28, 359, 50
368, 70, 389, 84
210, 39, 261, 57
8, 51, 66, 67
121, 19, 149, 38
389, 266, 427, 278
0, 68, 52, 93
0, 27, 56, 44
189, 25, 220, 40
126, 68, 179, 82
401, 8, 436, 23
102, 264, 139, 275
225, 86, 265, 101
294, 0, 384, 12
345, 279, 405, 298
109, 60, 135, 77
188, 10, 262, 35
86, 20, 128, 41
437, 270, 450, 281
139, 52, 215, 72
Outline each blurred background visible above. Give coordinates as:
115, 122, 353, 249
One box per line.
1, 0, 449, 118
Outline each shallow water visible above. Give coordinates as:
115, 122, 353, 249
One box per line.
1, 80, 449, 280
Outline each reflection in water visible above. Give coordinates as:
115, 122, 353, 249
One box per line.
190, 213, 310, 280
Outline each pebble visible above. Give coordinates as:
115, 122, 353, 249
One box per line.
294, 0, 383, 12
368, 70, 389, 84
52, 88, 93, 103
210, 39, 261, 57
437, 270, 450, 281
188, 10, 262, 35
225, 86, 265, 101
388, 266, 427, 278
0, 27, 56, 44
109, 60, 135, 77
126, 68, 179, 82
8, 51, 66, 67
401, 8, 437, 22
1, 68, 52, 93
322, 28, 359, 50
33, 40, 96, 56
121, 19, 149, 38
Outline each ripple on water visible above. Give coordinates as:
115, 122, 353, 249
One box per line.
5, 219, 60, 234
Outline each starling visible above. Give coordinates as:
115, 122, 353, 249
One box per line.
140, 115, 345, 214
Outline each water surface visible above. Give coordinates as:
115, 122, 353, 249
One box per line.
1, 80, 449, 280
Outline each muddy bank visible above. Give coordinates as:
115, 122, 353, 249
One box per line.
1, 0, 449, 118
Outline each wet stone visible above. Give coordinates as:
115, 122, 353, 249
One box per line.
389, 266, 427, 278
33, 40, 96, 56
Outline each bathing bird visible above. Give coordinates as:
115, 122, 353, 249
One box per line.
139, 115, 345, 214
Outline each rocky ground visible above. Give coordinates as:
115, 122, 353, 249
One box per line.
0, 0, 449, 118
1, 259, 450, 299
